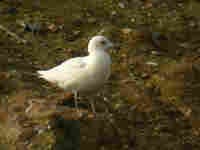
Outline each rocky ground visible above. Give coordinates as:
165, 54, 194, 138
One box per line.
0, 0, 200, 149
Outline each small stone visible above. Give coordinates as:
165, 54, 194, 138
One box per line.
141, 73, 149, 79
24, 23, 41, 33
146, 61, 158, 67
131, 18, 135, 23
145, 2, 153, 8
179, 42, 190, 49
8, 7, 18, 14
72, 19, 82, 27
177, 3, 184, 8
151, 32, 161, 42
151, 51, 161, 56
147, 12, 152, 17
189, 21, 196, 27
111, 11, 117, 16
184, 108, 192, 118
121, 28, 132, 34
118, 2, 125, 9
48, 23, 58, 32
73, 30, 81, 36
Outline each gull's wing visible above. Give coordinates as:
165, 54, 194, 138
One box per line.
37, 56, 88, 83
51, 56, 87, 72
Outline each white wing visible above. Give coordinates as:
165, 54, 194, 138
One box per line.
50, 56, 87, 71
37, 56, 88, 85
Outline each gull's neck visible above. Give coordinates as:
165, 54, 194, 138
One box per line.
87, 48, 107, 65
88, 48, 106, 56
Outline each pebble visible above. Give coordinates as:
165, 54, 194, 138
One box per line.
47, 23, 58, 32
151, 32, 168, 49
118, 2, 125, 9
151, 51, 161, 56
151, 32, 161, 42
72, 19, 82, 27
130, 18, 135, 23
121, 28, 132, 34
188, 21, 196, 27
8, 7, 18, 14
111, 11, 117, 16
73, 30, 81, 36
179, 42, 190, 49
146, 61, 158, 67
141, 73, 149, 79
24, 23, 41, 33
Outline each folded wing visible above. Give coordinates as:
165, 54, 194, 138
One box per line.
37, 56, 88, 85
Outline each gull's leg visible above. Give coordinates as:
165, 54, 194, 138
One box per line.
89, 99, 96, 114
74, 91, 79, 113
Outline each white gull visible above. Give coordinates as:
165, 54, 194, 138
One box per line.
37, 35, 113, 112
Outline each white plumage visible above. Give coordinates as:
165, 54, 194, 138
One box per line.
37, 36, 113, 96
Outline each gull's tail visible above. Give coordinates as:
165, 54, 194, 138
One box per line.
37, 70, 56, 83
37, 70, 48, 79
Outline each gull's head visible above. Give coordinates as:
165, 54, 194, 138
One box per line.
88, 36, 113, 53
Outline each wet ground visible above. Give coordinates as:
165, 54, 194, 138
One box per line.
1, 0, 200, 149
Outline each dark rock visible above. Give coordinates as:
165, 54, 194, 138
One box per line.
53, 117, 80, 150
72, 19, 83, 27
151, 32, 167, 49
7, 7, 18, 14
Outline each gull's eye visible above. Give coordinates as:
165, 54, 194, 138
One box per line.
100, 40, 106, 45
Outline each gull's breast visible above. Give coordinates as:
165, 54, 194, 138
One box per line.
76, 51, 111, 93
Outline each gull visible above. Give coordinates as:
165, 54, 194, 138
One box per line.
37, 35, 113, 113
